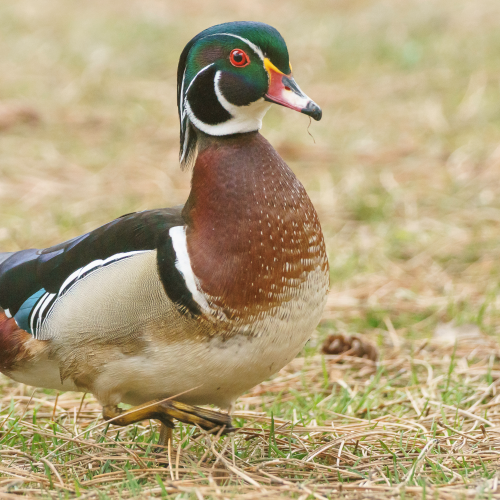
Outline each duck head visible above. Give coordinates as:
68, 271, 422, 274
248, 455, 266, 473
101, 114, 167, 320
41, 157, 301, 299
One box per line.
177, 21, 322, 168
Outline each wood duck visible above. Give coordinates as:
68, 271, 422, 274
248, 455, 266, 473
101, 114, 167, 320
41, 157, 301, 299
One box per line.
0, 21, 329, 442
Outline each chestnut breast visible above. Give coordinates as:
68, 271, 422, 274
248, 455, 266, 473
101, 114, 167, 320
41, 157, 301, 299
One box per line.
183, 132, 328, 318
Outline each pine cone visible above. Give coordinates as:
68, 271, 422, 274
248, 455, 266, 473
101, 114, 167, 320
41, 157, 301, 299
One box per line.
0, 102, 40, 131
321, 333, 378, 361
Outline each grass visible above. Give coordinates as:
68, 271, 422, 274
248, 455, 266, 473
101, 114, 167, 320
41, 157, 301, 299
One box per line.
1, 0, 500, 497
1, 331, 500, 498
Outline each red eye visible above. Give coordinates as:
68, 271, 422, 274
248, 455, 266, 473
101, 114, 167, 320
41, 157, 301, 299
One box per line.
230, 49, 250, 67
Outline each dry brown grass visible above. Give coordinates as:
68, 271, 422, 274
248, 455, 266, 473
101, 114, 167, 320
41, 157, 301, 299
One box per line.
1, 331, 500, 498
1, 0, 500, 497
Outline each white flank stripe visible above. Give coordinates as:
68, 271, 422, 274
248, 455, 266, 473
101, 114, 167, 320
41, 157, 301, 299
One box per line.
59, 251, 149, 295
169, 226, 209, 310
4, 308, 11, 318
59, 267, 84, 295
30, 292, 48, 334
79, 259, 106, 276
102, 251, 149, 266
36, 293, 57, 334
27, 250, 150, 336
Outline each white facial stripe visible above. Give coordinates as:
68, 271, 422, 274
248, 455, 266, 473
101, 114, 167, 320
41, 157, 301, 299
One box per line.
181, 64, 214, 128
214, 71, 241, 116
180, 122, 191, 163
179, 68, 187, 132
169, 226, 209, 311
204, 33, 265, 61
214, 70, 272, 130
185, 63, 214, 97
180, 63, 215, 160
181, 35, 271, 141
185, 71, 271, 136
4, 308, 11, 318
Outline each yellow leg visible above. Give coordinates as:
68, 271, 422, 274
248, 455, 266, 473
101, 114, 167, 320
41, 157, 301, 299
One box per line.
158, 422, 173, 448
102, 399, 233, 434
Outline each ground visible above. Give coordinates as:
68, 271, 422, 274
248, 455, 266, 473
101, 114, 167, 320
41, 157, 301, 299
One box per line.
1, 0, 500, 498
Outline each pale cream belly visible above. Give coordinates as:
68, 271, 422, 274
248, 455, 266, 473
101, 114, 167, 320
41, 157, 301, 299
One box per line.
10, 318, 317, 409
94, 325, 309, 409
11, 251, 328, 409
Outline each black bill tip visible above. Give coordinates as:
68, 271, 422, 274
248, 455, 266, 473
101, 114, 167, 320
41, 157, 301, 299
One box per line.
302, 101, 322, 121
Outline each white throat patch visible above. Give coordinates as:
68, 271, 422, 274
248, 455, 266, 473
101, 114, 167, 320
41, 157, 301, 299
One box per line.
185, 70, 271, 137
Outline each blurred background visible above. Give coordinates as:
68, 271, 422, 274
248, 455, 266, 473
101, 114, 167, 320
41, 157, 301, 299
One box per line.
1, 0, 500, 335
3, 4, 500, 491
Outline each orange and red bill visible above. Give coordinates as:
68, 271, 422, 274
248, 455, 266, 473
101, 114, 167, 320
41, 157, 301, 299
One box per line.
264, 58, 322, 121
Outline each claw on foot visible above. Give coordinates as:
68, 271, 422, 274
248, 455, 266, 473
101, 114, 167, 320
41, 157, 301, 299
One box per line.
102, 399, 234, 443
